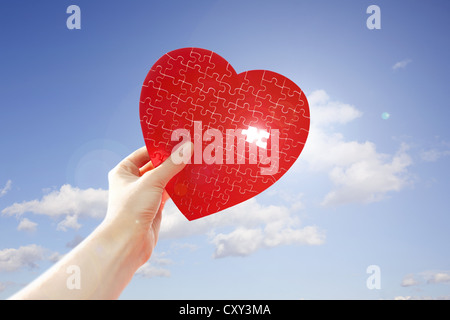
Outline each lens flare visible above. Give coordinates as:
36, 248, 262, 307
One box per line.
381, 112, 390, 120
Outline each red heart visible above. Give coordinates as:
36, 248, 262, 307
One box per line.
140, 48, 310, 220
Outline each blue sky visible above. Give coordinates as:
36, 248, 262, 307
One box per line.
1, 0, 450, 299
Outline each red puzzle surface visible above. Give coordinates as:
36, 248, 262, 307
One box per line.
140, 48, 310, 220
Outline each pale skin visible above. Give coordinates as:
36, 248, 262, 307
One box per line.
9, 142, 193, 300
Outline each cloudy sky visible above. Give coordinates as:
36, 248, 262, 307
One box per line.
1, 0, 449, 299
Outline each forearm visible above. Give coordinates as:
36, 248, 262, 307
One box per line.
9, 221, 145, 300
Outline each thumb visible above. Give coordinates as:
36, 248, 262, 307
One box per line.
142, 141, 193, 189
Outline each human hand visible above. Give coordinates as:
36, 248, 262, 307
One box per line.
103, 142, 193, 267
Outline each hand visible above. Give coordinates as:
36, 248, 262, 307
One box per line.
103, 142, 193, 267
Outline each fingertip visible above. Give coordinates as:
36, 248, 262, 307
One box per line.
142, 141, 193, 188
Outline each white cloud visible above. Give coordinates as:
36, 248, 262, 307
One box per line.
420, 148, 450, 162
211, 224, 322, 258
0, 180, 12, 198
135, 263, 171, 278
394, 295, 450, 300
400, 270, 450, 288
161, 198, 303, 239
266, 190, 305, 211
426, 271, 450, 284
321, 143, 412, 206
17, 218, 38, 232
2, 184, 108, 218
394, 295, 412, 300
392, 59, 412, 70
307, 90, 362, 127
401, 273, 420, 287
1, 184, 108, 230
300, 90, 413, 206
0, 244, 47, 272
160, 197, 325, 258
211, 228, 264, 258
56, 215, 81, 231
135, 252, 172, 278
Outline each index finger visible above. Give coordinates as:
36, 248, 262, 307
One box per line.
117, 146, 151, 175
124, 146, 151, 169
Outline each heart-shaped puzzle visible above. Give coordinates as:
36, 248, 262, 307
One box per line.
140, 48, 310, 220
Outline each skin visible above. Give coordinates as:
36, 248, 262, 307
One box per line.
9, 142, 193, 300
